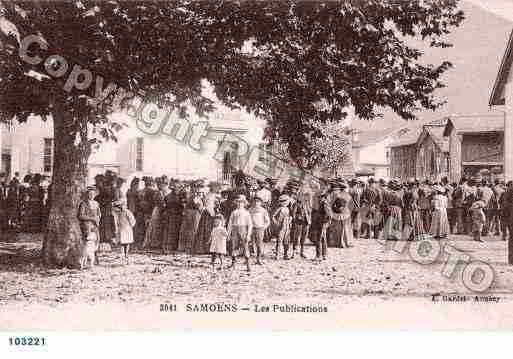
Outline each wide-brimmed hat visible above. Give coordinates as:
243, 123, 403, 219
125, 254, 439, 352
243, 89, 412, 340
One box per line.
433, 185, 445, 193
471, 200, 485, 210
86, 185, 97, 192
208, 181, 221, 189
234, 194, 248, 204
213, 213, 225, 222
266, 178, 278, 185
278, 194, 290, 204
112, 197, 127, 208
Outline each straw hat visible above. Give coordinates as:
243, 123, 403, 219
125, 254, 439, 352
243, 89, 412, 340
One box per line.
433, 185, 445, 193
278, 194, 290, 204
471, 200, 485, 210
234, 194, 249, 205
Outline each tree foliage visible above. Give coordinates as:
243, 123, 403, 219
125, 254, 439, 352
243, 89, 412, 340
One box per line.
0, 0, 464, 165
311, 120, 352, 175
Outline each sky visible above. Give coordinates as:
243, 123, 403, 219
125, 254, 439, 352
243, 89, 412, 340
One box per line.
353, 0, 513, 132
466, 0, 513, 22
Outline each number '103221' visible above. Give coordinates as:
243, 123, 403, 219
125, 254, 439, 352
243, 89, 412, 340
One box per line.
9, 337, 46, 346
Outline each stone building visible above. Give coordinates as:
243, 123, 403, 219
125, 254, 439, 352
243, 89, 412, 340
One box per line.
0, 107, 267, 185
351, 128, 406, 180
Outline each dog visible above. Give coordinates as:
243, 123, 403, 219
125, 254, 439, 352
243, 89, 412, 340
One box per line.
79, 232, 98, 270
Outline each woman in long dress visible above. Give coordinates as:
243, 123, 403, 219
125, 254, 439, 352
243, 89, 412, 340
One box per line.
178, 188, 203, 254
328, 195, 353, 248
143, 177, 166, 249
430, 185, 450, 239
162, 185, 184, 253
96, 175, 117, 244
194, 182, 220, 254
26, 176, 44, 233
135, 177, 155, 248
383, 181, 403, 240
402, 180, 425, 240
327, 182, 353, 248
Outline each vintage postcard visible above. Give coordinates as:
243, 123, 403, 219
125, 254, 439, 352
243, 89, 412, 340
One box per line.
1, 0, 513, 334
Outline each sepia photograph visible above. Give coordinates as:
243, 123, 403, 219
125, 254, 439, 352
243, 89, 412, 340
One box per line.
1, 0, 513, 337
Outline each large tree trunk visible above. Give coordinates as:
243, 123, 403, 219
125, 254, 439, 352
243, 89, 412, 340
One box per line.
42, 104, 91, 268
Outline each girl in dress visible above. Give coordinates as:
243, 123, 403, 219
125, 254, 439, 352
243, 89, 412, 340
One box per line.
78, 186, 101, 265
209, 214, 228, 270
113, 199, 136, 264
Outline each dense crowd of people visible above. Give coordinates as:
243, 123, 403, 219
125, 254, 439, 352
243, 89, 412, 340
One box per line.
0, 172, 52, 233
2, 169, 513, 272
76, 170, 513, 271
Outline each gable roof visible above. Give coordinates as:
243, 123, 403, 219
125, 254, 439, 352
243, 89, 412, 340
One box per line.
490, 28, 513, 106
388, 118, 446, 148
418, 125, 449, 153
388, 127, 422, 148
442, 115, 504, 136
352, 127, 399, 148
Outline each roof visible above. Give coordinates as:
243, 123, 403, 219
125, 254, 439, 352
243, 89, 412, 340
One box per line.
352, 127, 399, 148
420, 126, 449, 153
490, 28, 513, 106
388, 118, 446, 148
388, 127, 422, 147
442, 115, 504, 136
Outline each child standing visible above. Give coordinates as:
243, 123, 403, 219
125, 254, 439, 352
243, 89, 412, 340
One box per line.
78, 186, 101, 265
227, 195, 253, 272
272, 195, 291, 260
113, 199, 136, 264
209, 214, 228, 270
470, 200, 486, 243
249, 196, 270, 265
315, 193, 330, 261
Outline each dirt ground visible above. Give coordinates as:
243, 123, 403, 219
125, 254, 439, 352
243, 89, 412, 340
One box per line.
1, 231, 513, 329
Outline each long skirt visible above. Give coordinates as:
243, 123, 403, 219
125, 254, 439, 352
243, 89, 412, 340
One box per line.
26, 200, 43, 233
402, 209, 425, 240
143, 207, 162, 248
430, 208, 450, 238
194, 210, 215, 254
0, 202, 6, 230
351, 210, 361, 236
383, 205, 402, 240
328, 218, 353, 248
99, 205, 116, 243
178, 209, 202, 254
162, 212, 182, 252
134, 212, 150, 247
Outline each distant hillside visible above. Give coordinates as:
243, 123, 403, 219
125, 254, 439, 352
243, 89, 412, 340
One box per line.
353, 0, 512, 131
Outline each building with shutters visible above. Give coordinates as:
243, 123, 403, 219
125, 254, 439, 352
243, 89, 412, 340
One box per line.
0, 108, 268, 185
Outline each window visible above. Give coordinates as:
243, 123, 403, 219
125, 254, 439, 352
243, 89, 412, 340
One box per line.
258, 143, 271, 166
136, 137, 144, 171
43, 138, 53, 173
218, 140, 239, 181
